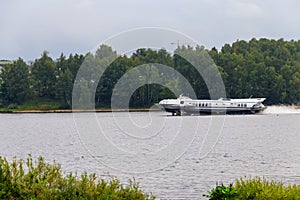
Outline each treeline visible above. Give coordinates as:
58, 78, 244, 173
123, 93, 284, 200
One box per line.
0, 52, 84, 108
0, 38, 300, 109
211, 38, 300, 104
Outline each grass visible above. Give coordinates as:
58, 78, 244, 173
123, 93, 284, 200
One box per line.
15, 98, 63, 111
235, 177, 300, 200
0, 98, 156, 113
0, 155, 155, 199
0, 98, 64, 112
205, 177, 300, 200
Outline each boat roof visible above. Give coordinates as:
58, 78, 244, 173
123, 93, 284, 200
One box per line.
180, 97, 266, 103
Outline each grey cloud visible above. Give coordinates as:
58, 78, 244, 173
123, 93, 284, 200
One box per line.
1, 0, 300, 60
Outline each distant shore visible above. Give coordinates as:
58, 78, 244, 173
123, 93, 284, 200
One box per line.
1, 105, 299, 113
1, 108, 161, 113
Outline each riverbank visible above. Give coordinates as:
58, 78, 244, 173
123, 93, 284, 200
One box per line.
11, 108, 161, 113
1, 105, 299, 113
0, 98, 163, 113
288, 105, 300, 109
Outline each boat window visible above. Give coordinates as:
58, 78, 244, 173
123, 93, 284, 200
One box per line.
238, 104, 240, 107
180, 101, 184, 104
205, 103, 208, 107
244, 104, 247, 107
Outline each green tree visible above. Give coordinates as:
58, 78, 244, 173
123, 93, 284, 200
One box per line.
67, 53, 85, 80
55, 68, 73, 107
31, 51, 56, 97
211, 38, 300, 104
280, 65, 300, 103
0, 58, 30, 104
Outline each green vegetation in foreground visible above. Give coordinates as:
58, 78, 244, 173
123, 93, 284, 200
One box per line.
204, 177, 300, 199
0, 155, 155, 199
1, 155, 300, 199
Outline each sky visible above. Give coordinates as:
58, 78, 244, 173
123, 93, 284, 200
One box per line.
1, 0, 300, 61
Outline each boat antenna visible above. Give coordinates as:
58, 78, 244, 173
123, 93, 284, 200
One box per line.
249, 95, 253, 99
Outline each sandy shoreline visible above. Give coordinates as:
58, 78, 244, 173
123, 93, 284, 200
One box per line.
286, 105, 300, 109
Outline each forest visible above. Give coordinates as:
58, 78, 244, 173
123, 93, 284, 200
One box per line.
0, 38, 300, 110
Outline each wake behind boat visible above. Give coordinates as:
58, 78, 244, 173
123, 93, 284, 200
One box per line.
157, 95, 266, 116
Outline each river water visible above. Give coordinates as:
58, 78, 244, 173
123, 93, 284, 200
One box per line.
0, 107, 300, 199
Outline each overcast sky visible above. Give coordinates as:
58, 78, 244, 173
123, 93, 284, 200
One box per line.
1, 0, 300, 61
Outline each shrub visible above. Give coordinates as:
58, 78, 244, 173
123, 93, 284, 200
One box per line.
203, 183, 239, 200
0, 155, 155, 199
235, 177, 300, 199
7, 103, 18, 110
205, 177, 300, 200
